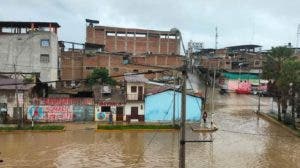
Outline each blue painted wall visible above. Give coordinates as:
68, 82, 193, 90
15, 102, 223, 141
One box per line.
145, 90, 202, 122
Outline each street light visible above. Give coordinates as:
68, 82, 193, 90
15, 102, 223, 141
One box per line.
170, 27, 187, 168
170, 28, 187, 55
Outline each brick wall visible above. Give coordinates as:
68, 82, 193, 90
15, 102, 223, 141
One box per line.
86, 26, 180, 55
60, 51, 182, 82
61, 51, 83, 80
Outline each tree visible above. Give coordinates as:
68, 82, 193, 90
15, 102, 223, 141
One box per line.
262, 46, 297, 122
278, 60, 300, 126
86, 68, 116, 86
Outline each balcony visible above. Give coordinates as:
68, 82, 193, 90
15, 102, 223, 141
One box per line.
126, 93, 144, 101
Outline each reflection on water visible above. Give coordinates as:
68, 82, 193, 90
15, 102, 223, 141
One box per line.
1, 93, 300, 168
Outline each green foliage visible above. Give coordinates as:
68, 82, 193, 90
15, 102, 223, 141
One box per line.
262, 46, 299, 122
86, 68, 116, 86
277, 60, 300, 92
0, 125, 64, 131
262, 46, 294, 80
97, 124, 180, 130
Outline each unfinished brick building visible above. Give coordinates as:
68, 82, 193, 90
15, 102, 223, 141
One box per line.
60, 50, 183, 84
86, 25, 180, 55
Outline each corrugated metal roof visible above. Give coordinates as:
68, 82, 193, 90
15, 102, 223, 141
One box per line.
0, 78, 34, 90
124, 73, 148, 83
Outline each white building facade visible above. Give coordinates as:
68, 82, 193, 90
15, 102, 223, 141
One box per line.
0, 21, 60, 87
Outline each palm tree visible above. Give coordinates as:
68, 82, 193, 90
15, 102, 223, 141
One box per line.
262, 46, 294, 122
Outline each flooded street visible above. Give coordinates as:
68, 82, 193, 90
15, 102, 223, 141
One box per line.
1, 74, 300, 168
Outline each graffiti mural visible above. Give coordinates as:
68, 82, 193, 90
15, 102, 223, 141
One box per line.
73, 106, 94, 121
28, 106, 44, 120
44, 106, 73, 122
27, 106, 72, 122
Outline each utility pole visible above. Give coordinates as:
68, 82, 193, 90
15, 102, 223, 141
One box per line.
179, 65, 187, 168
14, 64, 21, 128
257, 69, 261, 114
173, 71, 176, 127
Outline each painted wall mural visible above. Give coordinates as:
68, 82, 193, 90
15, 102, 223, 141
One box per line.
73, 106, 94, 121
27, 98, 96, 122
27, 105, 72, 122
28, 98, 126, 122
28, 106, 44, 120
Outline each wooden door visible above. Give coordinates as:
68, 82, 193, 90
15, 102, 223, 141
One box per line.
138, 86, 143, 100
131, 107, 138, 119
116, 107, 124, 121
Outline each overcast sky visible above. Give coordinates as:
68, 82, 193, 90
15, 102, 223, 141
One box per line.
1, 0, 300, 50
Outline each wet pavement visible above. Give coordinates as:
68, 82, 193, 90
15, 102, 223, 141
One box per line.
0, 73, 299, 168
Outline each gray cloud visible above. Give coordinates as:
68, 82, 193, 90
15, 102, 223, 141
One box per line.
1, 0, 299, 49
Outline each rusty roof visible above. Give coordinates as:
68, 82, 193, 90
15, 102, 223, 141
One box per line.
0, 78, 35, 90
0, 21, 60, 28
124, 73, 148, 83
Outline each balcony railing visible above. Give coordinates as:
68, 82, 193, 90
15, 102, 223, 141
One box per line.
126, 94, 144, 101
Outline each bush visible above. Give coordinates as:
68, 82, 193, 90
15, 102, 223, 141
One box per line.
97, 124, 179, 130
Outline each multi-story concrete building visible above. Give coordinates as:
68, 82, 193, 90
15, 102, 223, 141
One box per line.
124, 74, 147, 122
86, 24, 180, 55
0, 21, 60, 87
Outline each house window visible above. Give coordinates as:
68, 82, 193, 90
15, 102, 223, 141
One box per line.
131, 86, 137, 93
255, 60, 260, 66
101, 106, 111, 112
123, 56, 129, 64
41, 39, 50, 47
40, 54, 50, 63
106, 32, 115, 36
113, 67, 119, 72
86, 67, 96, 70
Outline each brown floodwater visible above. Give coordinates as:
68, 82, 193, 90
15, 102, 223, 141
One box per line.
1, 92, 300, 167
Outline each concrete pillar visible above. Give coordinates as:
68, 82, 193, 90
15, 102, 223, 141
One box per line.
167, 33, 170, 54
165, 55, 168, 66
134, 30, 136, 55
114, 28, 117, 52
125, 29, 128, 52
104, 28, 107, 46
158, 33, 161, 54
146, 30, 149, 52
93, 27, 96, 43
108, 55, 111, 75
71, 52, 74, 80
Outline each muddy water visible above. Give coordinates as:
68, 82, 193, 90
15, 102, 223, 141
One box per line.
1, 94, 300, 167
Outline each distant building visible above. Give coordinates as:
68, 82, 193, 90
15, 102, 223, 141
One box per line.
0, 21, 60, 87
86, 24, 180, 55
194, 44, 263, 71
